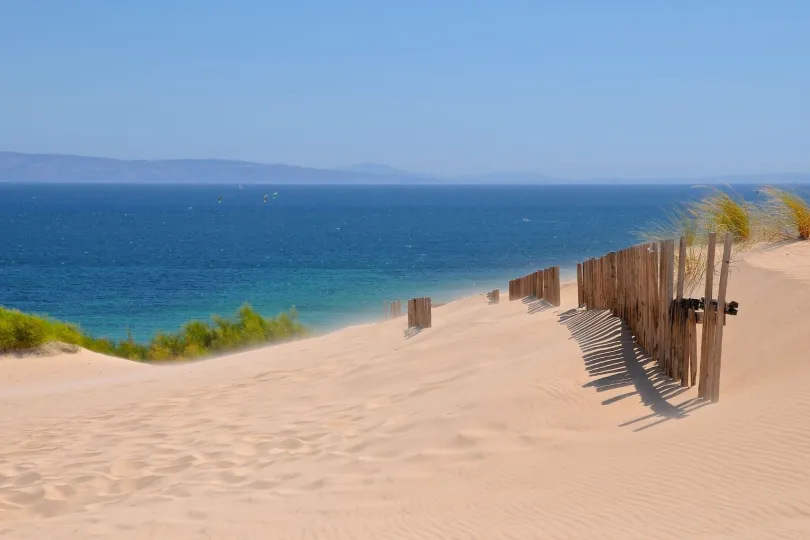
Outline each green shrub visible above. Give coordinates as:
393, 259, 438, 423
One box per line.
0, 303, 307, 362
0, 308, 53, 349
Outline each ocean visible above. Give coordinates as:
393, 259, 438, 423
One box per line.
0, 184, 716, 341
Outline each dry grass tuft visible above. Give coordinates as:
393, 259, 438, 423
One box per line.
634, 205, 706, 296
635, 186, 761, 295
758, 186, 810, 241
690, 187, 754, 245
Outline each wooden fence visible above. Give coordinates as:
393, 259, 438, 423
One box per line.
508, 266, 561, 306
407, 297, 432, 329
576, 232, 736, 402
486, 289, 500, 304
383, 300, 403, 320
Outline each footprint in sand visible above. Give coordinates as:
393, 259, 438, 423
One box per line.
43, 483, 76, 501
276, 472, 301, 482
302, 477, 327, 490
451, 432, 480, 449
232, 443, 258, 457
109, 460, 149, 478
345, 440, 371, 454
218, 470, 248, 484
245, 479, 279, 489
11, 471, 42, 487
163, 484, 193, 499
154, 462, 193, 475
32, 498, 67, 518
268, 437, 308, 454
6, 486, 45, 506
385, 420, 419, 435
187, 509, 208, 521
107, 475, 161, 495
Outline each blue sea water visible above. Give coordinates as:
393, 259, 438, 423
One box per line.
0, 184, 716, 341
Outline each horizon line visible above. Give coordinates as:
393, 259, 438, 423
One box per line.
1, 150, 809, 182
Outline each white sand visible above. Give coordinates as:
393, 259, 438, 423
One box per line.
1, 243, 809, 539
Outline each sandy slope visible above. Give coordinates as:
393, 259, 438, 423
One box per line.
1, 243, 809, 539
0, 347, 148, 397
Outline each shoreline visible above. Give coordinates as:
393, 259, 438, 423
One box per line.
2, 241, 810, 538
3, 236, 796, 363
1, 269, 581, 362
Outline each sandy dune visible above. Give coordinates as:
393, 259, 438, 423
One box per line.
2, 243, 810, 539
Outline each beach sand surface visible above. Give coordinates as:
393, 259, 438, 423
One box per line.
1, 242, 809, 539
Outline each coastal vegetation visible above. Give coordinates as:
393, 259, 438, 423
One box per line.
3, 184, 808, 360
637, 184, 810, 295
690, 187, 755, 244
759, 186, 810, 241
0, 304, 307, 361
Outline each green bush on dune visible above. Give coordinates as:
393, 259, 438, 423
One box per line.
0, 304, 307, 362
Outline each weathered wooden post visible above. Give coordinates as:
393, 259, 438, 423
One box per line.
709, 233, 733, 403
675, 236, 688, 386
658, 239, 675, 375
698, 233, 718, 399
553, 266, 561, 307
607, 252, 617, 315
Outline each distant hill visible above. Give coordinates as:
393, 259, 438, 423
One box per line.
0, 152, 440, 185
337, 162, 427, 177
1, 151, 808, 185
451, 172, 562, 184
452, 171, 810, 185
571, 173, 810, 185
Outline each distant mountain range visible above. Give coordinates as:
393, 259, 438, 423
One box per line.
1, 151, 808, 185
336, 162, 428, 177
0, 152, 437, 185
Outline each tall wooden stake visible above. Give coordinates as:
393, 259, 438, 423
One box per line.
698, 233, 717, 398
709, 233, 733, 403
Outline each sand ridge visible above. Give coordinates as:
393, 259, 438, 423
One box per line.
1, 243, 810, 538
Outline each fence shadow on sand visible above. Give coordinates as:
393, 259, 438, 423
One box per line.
403, 327, 423, 339
522, 297, 554, 314
559, 308, 709, 432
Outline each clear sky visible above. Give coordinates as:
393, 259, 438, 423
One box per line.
1, 1, 808, 179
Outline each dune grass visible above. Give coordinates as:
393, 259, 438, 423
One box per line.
758, 186, 810, 241
690, 187, 755, 245
636, 186, 759, 295
635, 204, 708, 295
636, 185, 810, 295
0, 304, 307, 361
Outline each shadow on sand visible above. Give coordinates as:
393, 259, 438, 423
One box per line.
559, 308, 709, 432
404, 327, 423, 339
523, 297, 554, 314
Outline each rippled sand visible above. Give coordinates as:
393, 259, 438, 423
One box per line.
2, 242, 809, 539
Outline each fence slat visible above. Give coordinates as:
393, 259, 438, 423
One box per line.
508, 266, 560, 307
658, 240, 674, 375
708, 233, 733, 402
698, 233, 718, 398
575, 234, 733, 397
676, 236, 687, 299
689, 307, 698, 386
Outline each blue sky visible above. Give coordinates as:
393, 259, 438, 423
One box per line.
1, 1, 808, 178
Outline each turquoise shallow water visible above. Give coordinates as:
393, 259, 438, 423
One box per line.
0, 184, 712, 340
